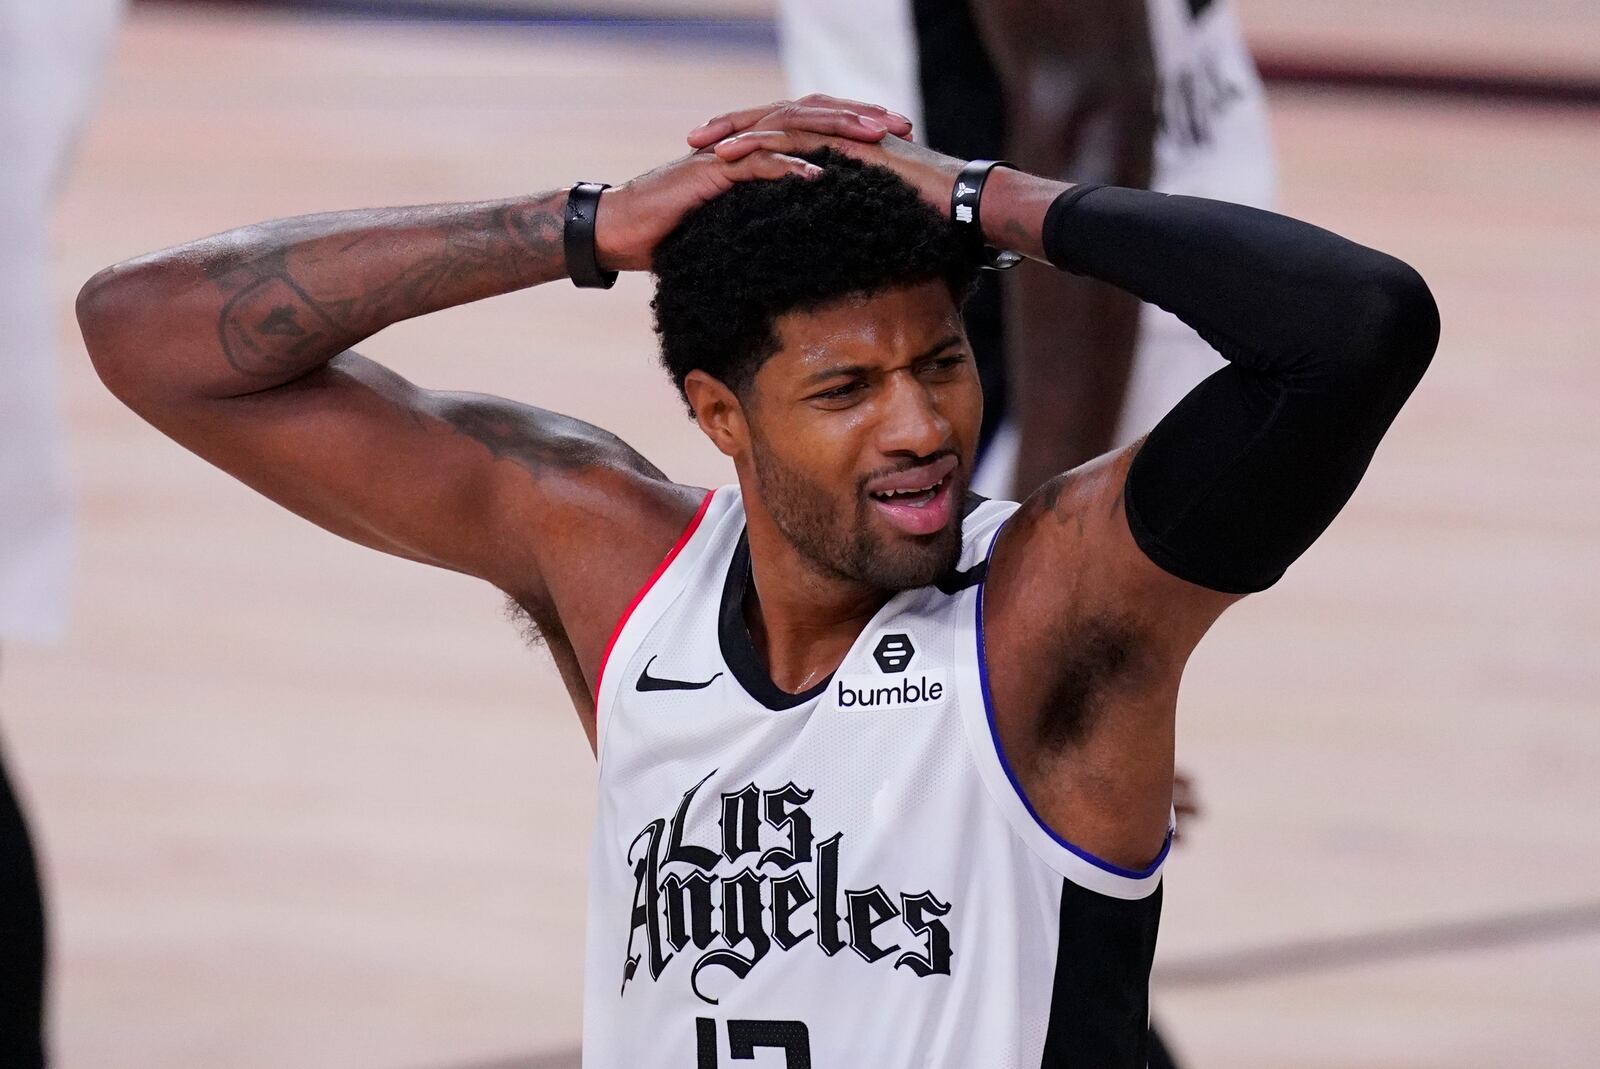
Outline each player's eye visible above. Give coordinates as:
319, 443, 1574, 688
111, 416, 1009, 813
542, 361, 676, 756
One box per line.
921, 353, 967, 375
811, 380, 866, 403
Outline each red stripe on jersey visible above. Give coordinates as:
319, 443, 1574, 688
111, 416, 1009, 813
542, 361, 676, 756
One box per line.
593, 489, 716, 711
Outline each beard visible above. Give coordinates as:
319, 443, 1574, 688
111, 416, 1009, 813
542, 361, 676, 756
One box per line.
750, 433, 965, 592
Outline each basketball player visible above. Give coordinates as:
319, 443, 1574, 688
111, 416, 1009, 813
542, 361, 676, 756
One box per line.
780, 10, 1273, 1059
779, 0, 1275, 497
75, 98, 1437, 1066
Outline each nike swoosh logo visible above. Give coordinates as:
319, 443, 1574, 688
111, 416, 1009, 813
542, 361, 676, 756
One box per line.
636, 656, 723, 692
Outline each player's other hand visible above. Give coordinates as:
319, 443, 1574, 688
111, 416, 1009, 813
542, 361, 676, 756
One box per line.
597, 97, 912, 273
686, 94, 913, 150
598, 97, 940, 274
694, 98, 965, 214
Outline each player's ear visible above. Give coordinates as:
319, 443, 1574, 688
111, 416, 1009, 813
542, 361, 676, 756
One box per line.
684, 369, 748, 458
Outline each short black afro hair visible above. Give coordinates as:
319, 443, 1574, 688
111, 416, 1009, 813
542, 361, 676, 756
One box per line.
651, 148, 980, 411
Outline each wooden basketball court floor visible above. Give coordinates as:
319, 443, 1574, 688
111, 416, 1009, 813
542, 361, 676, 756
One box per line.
4, 4, 1596, 1066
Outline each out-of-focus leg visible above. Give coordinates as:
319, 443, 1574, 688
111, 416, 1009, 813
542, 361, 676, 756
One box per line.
0, 693, 46, 1067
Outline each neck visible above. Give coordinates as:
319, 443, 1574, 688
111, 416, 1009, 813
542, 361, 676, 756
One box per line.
741, 504, 891, 695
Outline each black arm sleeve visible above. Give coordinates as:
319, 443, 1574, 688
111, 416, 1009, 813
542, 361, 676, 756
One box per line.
1041, 185, 1441, 593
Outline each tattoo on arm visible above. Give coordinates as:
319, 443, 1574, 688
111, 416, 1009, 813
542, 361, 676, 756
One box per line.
1000, 214, 1037, 252
209, 195, 566, 382
216, 270, 345, 379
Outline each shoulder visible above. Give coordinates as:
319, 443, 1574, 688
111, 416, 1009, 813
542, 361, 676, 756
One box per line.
977, 444, 1231, 870
979, 441, 1240, 762
982, 446, 1163, 733
986, 444, 1140, 617
425, 388, 708, 662
420, 388, 700, 533
985, 442, 1235, 655
423, 388, 670, 487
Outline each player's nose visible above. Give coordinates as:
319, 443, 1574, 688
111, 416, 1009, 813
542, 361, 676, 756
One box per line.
876, 372, 952, 458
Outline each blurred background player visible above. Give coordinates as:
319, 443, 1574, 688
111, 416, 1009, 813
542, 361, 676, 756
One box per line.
778, 0, 1275, 498
779, 4, 1273, 1063
0, 1, 123, 1062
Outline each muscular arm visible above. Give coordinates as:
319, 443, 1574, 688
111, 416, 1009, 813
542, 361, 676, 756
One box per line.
81, 196, 569, 398
969, 0, 1157, 496
76, 194, 702, 733
76, 101, 912, 742
664, 116, 1437, 865
1041, 185, 1439, 593
980, 172, 1439, 866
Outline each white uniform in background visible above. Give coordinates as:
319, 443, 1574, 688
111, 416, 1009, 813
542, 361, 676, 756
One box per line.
583, 487, 1169, 1067
777, 0, 1276, 493
0, 0, 122, 643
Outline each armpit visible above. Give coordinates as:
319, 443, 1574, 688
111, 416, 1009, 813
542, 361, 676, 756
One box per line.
504, 592, 558, 650
1035, 614, 1144, 750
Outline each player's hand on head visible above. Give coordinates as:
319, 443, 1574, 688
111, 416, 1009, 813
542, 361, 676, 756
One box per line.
686, 94, 913, 150
597, 97, 954, 274
595, 147, 824, 272
709, 122, 965, 215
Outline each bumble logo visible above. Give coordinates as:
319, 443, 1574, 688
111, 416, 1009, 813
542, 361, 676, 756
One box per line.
839, 633, 945, 710
872, 632, 915, 674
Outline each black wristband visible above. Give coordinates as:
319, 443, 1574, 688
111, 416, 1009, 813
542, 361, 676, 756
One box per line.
564, 182, 618, 290
951, 159, 1022, 271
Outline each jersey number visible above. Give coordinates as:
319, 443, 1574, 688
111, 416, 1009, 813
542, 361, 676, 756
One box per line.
696, 1017, 811, 1068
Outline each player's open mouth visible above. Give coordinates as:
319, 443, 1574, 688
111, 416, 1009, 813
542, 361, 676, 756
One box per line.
867, 456, 958, 537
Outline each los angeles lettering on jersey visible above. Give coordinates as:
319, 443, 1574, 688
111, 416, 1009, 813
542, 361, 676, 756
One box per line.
621, 769, 954, 1005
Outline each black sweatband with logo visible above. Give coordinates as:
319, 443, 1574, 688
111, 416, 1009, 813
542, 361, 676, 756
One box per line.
951, 160, 1022, 271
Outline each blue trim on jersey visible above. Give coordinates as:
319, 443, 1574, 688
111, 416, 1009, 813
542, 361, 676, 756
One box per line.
974, 523, 1173, 882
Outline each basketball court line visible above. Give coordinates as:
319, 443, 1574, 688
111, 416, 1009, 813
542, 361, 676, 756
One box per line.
1154, 897, 1600, 987
1252, 54, 1600, 107
160, 0, 780, 47
424, 899, 1600, 1069
160, 0, 1600, 106
425, 1051, 579, 1069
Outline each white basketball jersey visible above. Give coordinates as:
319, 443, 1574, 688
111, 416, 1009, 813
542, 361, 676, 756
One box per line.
582, 487, 1169, 1068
